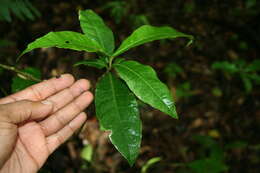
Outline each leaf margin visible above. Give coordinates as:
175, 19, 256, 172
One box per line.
114, 60, 178, 119
112, 25, 193, 57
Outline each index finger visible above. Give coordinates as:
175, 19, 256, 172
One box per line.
0, 74, 75, 104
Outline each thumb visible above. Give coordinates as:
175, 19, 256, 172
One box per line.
0, 100, 53, 124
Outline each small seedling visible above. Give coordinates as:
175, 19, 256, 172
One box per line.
212, 59, 260, 93
187, 135, 228, 173
19, 9, 193, 165
164, 62, 183, 79
102, 1, 128, 24
176, 82, 193, 100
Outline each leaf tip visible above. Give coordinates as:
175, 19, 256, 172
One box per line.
186, 36, 194, 47
128, 160, 136, 167
172, 107, 179, 119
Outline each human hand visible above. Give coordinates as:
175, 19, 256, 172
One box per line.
0, 74, 93, 173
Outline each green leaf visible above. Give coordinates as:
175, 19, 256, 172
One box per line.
240, 73, 252, 93
112, 58, 126, 66
225, 141, 248, 150
193, 135, 224, 161
0, 0, 11, 22
11, 67, 41, 93
112, 25, 193, 57
211, 61, 238, 74
164, 62, 183, 78
141, 157, 161, 173
176, 82, 192, 99
249, 73, 260, 84
0, 0, 40, 22
74, 59, 107, 69
246, 59, 260, 72
19, 31, 101, 58
114, 60, 177, 118
95, 72, 142, 165
80, 144, 93, 162
102, 1, 128, 24
192, 135, 217, 148
79, 10, 115, 55
188, 158, 228, 173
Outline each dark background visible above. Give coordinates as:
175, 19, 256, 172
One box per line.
0, 0, 260, 172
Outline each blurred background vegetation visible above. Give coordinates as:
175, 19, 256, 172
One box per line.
0, 0, 259, 172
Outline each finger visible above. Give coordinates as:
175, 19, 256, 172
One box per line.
46, 79, 91, 113
0, 74, 75, 104
0, 100, 53, 124
40, 91, 93, 136
46, 112, 87, 154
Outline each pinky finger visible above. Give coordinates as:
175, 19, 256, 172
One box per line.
46, 112, 87, 154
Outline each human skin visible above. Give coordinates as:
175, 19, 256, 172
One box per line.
0, 74, 93, 173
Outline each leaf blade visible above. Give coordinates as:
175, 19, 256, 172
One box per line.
79, 9, 115, 55
115, 60, 177, 118
113, 25, 193, 57
19, 31, 101, 58
95, 72, 142, 165
74, 59, 107, 69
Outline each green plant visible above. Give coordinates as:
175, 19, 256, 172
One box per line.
102, 1, 128, 24
0, 64, 41, 92
141, 157, 161, 173
80, 144, 94, 170
81, 144, 93, 163
176, 82, 193, 99
0, 0, 41, 22
245, 0, 256, 8
183, 1, 196, 14
212, 59, 260, 93
130, 14, 150, 28
187, 135, 228, 173
164, 62, 183, 79
19, 9, 193, 165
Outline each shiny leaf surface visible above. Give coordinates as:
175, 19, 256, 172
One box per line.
95, 72, 141, 165
79, 10, 115, 55
113, 25, 193, 57
20, 31, 101, 58
115, 60, 178, 118
74, 58, 107, 69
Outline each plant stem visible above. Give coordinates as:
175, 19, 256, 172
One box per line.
0, 63, 41, 82
108, 56, 114, 71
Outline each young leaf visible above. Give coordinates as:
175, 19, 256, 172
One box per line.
114, 60, 178, 118
19, 31, 101, 58
112, 25, 193, 57
79, 10, 115, 55
95, 72, 142, 165
74, 59, 107, 69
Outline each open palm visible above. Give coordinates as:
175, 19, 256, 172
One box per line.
0, 74, 93, 173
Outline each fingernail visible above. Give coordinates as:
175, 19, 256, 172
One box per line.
41, 100, 53, 105
55, 75, 61, 78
